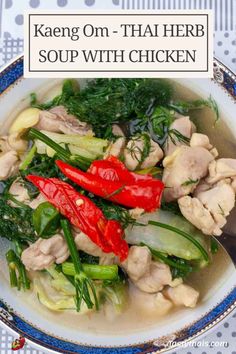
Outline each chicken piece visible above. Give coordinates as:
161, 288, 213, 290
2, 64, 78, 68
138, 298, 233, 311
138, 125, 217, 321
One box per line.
74, 231, 106, 257
206, 158, 236, 184
8, 179, 30, 207
99, 256, 116, 265
50, 106, 93, 135
190, 133, 218, 158
140, 139, 163, 169
36, 111, 59, 133
35, 106, 93, 136
169, 277, 183, 288
121, 246, 172, 293
21, 234, 69, 271
0, 150, 19, 181
163, 146, 214, 202
178, 196, 222, 236
164, 116, 196, 156
181, 176, 236, 236
121, 246, 151, 282
124, 137, 163, 171
190, 133, 212, 150
112, 124, 125, 137
28, 193, 46, 209
131, 287, 173, 316
193, 180, 212, 196
196, 181, 235, 230
0, 133, 27, 154
134, 261, 172, 293
164, 284, 199, 308
105, 137, 126, 158
74, 231, 115, 262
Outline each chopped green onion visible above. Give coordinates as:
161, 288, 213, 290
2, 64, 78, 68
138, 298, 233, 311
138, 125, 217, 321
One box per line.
60, 219, 99, 311
62, 262, 118, 280
28, 129, 91, 170
20, 144, 37, 170
6, 249, 30, 290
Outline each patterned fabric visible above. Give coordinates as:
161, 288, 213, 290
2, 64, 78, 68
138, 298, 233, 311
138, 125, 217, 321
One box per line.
0, 1, 235, 353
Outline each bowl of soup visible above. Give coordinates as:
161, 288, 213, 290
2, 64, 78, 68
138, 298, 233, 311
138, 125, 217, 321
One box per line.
0, 56, 235, 354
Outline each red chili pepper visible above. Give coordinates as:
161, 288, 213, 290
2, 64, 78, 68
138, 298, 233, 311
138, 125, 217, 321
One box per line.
12, 336, 25, 350
103, 220, 129, 262
56, 160, 164, 212
26, 175, 128, 260
88, 155, 153, 183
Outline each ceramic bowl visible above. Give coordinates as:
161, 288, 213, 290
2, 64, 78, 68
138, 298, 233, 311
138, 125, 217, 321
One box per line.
0, 56, 236, 354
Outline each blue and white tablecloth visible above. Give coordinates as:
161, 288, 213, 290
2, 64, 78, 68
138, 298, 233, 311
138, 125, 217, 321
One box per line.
0, 1, 235, 353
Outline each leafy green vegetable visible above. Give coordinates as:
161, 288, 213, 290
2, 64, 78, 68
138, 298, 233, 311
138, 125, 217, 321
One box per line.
148, 220, 209, 262
125, 210, 210, 261
34, 278, 78, 311
0, 196, 35, 243
101, 279, 128, 313
47, 265, 76, 296
28, 129, 91, 171
34, 130, 108, 160
31, 79, 173, 138
33, 202, 60, 238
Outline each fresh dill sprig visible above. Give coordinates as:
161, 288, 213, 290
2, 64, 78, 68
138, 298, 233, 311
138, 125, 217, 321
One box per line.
94, 198, 140, 229
181, 178, 199, 187
168, 129, 190, 145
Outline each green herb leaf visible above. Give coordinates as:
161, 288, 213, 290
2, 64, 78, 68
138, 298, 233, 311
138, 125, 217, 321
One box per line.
0, 196, 35, 243
181, 178, 199, 187
150, 106, 174, 139
161, 200, 181, 215
33, 202, 61, 238
169, 95, 219, 123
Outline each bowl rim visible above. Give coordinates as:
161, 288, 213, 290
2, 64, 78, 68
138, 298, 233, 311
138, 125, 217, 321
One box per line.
0, 55, 236, 354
